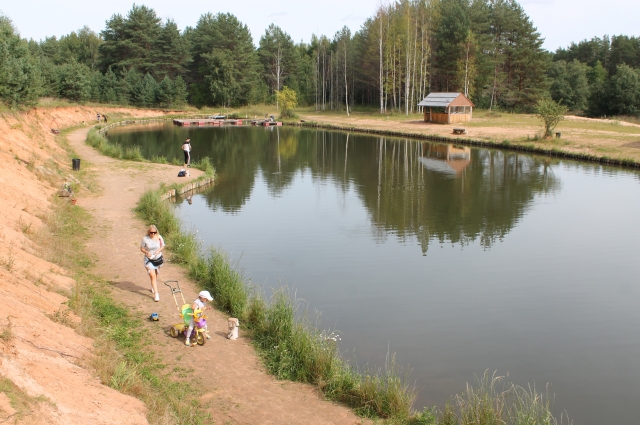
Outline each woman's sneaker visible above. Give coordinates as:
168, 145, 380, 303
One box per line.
154, 293, 160, 302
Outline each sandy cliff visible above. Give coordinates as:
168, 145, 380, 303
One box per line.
0, 106, 158, 425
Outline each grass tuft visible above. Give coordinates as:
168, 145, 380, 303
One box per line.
0, 377, 53, 420
0, 317, 14, 341
192, 157, 215, 175
436, 371, 566, 425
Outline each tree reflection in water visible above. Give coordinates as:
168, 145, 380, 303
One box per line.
107, 125, 560, 252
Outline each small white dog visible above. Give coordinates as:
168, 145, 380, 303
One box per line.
227, 318, 239, 340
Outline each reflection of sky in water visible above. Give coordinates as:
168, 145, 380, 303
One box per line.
108, 124, 640, 425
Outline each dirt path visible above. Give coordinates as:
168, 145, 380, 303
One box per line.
67, 127, 365, 425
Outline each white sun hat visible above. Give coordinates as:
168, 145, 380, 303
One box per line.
199, 290, 213, 301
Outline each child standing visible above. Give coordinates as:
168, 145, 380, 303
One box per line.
185, 290, 213, 346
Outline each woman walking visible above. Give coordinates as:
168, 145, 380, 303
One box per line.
140, 225, 165, 301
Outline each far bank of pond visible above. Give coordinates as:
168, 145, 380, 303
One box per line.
108, 123, 640, 425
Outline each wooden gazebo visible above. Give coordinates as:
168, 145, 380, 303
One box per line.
418, 92, 475, 124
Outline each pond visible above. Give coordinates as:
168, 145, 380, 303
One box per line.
108, 123, 640, 425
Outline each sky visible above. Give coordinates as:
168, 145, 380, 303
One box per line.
2, 0, 640, 52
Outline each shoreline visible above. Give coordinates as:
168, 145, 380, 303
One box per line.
286, 120, 640, 170
99, 113, 640, 170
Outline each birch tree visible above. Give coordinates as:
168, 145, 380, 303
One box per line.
258, 24, 297, 109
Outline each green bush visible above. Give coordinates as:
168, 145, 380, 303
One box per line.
535, 99, 567, 138
123, 145, 144, 161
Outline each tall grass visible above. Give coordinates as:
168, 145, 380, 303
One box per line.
135, 188, 568, 425
85, 128, 136, 160
439, 371, 567, 425
191, 156, 214, 175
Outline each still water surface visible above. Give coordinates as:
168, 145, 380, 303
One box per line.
108, 123, 640, 424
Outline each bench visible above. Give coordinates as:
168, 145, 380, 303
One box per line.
453, 128, 467, 135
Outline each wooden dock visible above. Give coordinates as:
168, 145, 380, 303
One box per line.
173, 119, 243, 127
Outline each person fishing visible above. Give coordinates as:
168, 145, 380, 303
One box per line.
182, 138, 191, 169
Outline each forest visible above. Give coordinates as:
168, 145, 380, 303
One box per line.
1, 0, 640, 117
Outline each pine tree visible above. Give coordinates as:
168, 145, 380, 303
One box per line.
58, 61, 91, 101
122, 68, 141, 105
156, 76, 174, 107
434, 0, 470, 91
0, 14, 41, 106
99, 5, 161, 75
586, 61, 608, 117
101, 68, 119, 103
154, 19, 192, 79
173, 75, 188, 107
88, 69, 102, 102
190, 13, 259, 107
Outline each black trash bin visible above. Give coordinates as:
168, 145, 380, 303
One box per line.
72, 158, 81, 171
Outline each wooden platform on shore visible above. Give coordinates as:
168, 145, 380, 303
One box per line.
173, 119, 243, 127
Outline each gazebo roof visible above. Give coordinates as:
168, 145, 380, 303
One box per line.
418, 92, 475, 108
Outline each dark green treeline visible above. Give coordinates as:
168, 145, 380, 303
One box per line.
552, 35, 640, 116
1, 2, 639, 117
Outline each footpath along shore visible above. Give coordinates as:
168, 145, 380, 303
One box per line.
66, 126, 367, 425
